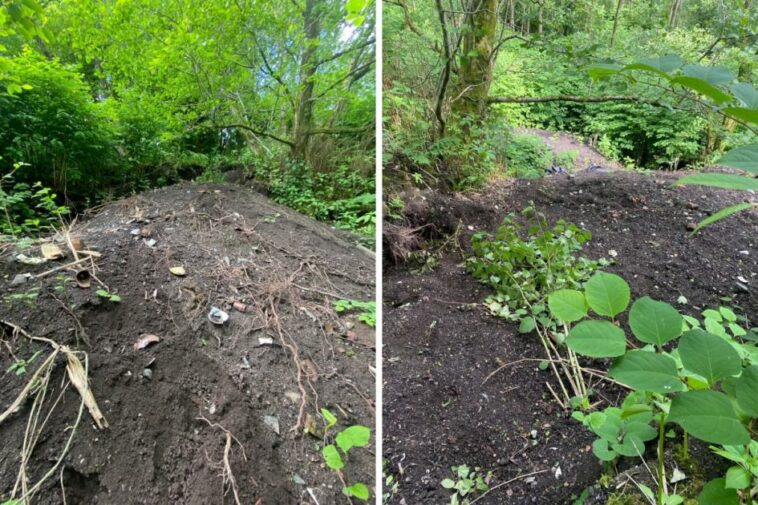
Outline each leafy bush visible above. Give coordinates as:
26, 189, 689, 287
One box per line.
0, 51, 120, 202
467, 207, 606, 332
554, 150, 579, 170
550, 273, 758, 504
504, 134, 552, 179
0, 161, 69, 236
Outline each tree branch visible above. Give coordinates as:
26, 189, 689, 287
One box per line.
304, 126, 372, 136
218, 124, 295, 147
486, 95, 669, 107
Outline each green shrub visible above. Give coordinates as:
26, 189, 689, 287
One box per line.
554, 149, 579, 170
504, 134, 552, 179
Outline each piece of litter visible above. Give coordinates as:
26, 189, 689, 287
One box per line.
670, 467, 686, 484
263, 415, 280, 435
16, 254, 46, 265
130, 228, 141, 236
677, 295, 688, 305
258, 337, 274, 346
169, 266, 186, 276
738, 275, 749, 283
11, 273, 32, 286
144, 238, 157, 248
285, 391, 301, 403
142, 369, 153, 381
608, 249, 618, 258
75, 269, 91, 288
553, 465, 562, 479
41, 243, 64, 260
739, 250, 749, 256
232, 301, 247, 312
208, 307, 229, 325
133, 334, 161, 351
241, 356, 251, 369
292, 474, 306, 486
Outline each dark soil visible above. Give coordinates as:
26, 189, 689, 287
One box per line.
0, 182, 375, 504
383, 169, 757, 504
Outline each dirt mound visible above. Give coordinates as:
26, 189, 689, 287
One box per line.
0, 182, 375, 504
383, 170, 757, 504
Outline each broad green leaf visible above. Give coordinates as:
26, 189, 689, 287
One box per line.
632, 54, 683, 73
724, 466, 750, 490
730, 82, 758, 108
547, 289, 587, 322
682, 64, 735, 86
613, 432, 646, 457
676, 173, 758, 191
323, 444, 344, 470
591, 439, 617, 461
735, 365, 758, 417
584, 272, 630, 318
722, 107, 758, 125
585, 63, 623, 80
629, 297, 683, 346
441, 479, 456, 489
678, 329, 741, 384
518, 316, 536, 334
566, 320, 627, 358
690, 203, 755, 234
668, 391, 749, 445
609, 350, 684, 393
698, 478, 739, 505
718, 144, 758, 174
335, 425, 371, 453
343, 483, 370, 500
672, 76, 732, 104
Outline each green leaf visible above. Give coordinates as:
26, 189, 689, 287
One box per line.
609, 350, 684, 393
668, 391, 749, 445
718, 144, 758, 174
672, 75, 732, 104
343, 482, 370, 500
585, 63, 623, 80
441, 478, 456, 489
722, 107, 758, 125
730, 82, 758, 108
678, 329, 741, 385
698, 478, 739, 505
548, 289, 588, 323
625, 54, 683, 75
335, 425, 371, 453
735, 365, 758, 417
321, 408, 337, 429
591, 439, 617, 461
322, 444, 344, 470
518, 316, 536, 334
724, 466, 750, 490
566, 320, 627, 358
682, 64, 735, 85
629, 297, 683, 346
689, 203, 755, 234
676, 173, 758, 191
584, 272, 630, 318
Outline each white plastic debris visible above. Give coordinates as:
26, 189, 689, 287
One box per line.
208, 306, 229, 325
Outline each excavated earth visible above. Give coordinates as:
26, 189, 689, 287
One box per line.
0, 182, 375, 504
383, 168, 758, 504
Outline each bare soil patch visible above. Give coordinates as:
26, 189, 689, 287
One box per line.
0, 182, 375, 504
383, 169, 757, 504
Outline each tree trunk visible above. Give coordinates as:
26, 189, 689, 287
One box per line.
508, 0, 515, 30
610, 0, 624, 47
452, 0, 498, 126
668, 0, 683, 30
292, 0, 320, 160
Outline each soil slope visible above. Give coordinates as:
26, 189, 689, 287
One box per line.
0, 182, 375, 504
383, 169, 757, 504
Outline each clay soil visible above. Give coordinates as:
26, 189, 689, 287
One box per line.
383, 169, 758, 504
0, 182, 375, 504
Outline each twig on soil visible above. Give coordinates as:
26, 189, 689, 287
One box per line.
306, 487, 321, 505
33, 256, 93, 279
197, 415, 248, 505
468, 469, 549, 504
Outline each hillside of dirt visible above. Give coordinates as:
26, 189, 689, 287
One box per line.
383, 167, 757, 504
0, 182, 375, 504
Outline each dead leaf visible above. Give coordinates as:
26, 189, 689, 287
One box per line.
70, 238, 85, 251
41, 243, 64, 260
134, 334, 161, 350
169, 266, 186, 276
302, 358, 318, 381
323, 321, 335, 334
66, 352, 108, 429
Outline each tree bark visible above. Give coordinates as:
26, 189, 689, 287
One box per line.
610, 0, 624, 48
452, 0, 498, 126
292, 0, 320, 160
